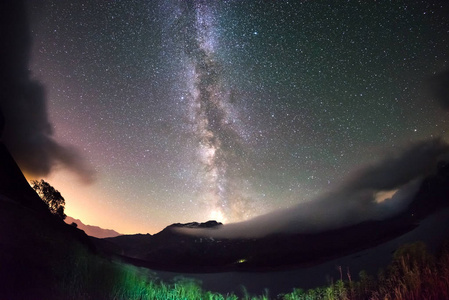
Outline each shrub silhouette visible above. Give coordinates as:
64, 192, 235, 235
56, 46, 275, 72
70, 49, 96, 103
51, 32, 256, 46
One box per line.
31, 179, 66, 220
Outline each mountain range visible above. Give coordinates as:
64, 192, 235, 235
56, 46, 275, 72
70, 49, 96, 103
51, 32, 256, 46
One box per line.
65, 216, 120, 238
94, 161, 449, 272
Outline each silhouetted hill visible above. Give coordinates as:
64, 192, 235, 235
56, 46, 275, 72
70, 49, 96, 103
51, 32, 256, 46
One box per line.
100, 162, 449, 272
65, 216, 120, 238
0, 143, 49, 214
0, 142, 97, 298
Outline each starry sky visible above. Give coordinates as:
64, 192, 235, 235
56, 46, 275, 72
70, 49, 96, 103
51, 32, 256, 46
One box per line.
24, 0, 449, 234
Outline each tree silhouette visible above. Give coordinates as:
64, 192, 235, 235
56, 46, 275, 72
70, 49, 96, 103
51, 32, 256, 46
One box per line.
31, 179, 66, 220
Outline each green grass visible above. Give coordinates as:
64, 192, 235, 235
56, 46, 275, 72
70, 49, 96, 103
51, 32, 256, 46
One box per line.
49, 242, 240, 300
278, 241, 449, 300
50, 240, 449, 300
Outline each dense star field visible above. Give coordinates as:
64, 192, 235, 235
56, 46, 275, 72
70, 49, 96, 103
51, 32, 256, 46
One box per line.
25, 1, 449, 234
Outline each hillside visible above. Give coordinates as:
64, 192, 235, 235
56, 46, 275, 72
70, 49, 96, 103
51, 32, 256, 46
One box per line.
0, 142, 96, 298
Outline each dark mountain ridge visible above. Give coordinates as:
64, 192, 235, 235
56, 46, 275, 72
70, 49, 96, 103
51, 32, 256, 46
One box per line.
167, 220, 223, 230
65, 216, 121, 238
0, 141, 97, 298
99, 161, 449, 272
0, 141, 95, 248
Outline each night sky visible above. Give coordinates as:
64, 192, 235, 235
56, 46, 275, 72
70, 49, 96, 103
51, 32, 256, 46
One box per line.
24, 1, 449, 234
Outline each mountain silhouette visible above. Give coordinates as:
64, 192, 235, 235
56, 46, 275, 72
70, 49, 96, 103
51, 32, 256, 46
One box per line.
98, 162, 449, 272
0, 141, 96, 298
65, 216, 121, 238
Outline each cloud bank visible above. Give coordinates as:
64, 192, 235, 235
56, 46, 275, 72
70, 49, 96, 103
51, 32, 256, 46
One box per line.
0, 1, 94, 183
178, 138, 449, 238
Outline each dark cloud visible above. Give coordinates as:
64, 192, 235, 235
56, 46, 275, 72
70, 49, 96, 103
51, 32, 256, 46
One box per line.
178, 138, 449, 238
0, 1, 95, 183
343, 138, 449, 191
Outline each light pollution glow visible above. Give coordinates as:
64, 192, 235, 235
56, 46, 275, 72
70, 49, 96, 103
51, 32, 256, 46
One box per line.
17, 1, 449, 235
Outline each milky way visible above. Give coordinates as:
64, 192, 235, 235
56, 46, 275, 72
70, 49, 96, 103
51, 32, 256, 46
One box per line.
25, 1, 449, 233
174, 1, 256, 222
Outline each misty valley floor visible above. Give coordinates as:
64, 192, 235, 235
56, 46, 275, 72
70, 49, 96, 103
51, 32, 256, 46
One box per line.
107, 208, 449, 296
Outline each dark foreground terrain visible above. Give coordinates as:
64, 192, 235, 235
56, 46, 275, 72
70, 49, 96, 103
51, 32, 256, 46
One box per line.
1, 140, 449, 298
0, 143, 97, 298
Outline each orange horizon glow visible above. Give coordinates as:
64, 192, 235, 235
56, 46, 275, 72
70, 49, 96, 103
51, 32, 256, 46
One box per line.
24, 170, 162, 235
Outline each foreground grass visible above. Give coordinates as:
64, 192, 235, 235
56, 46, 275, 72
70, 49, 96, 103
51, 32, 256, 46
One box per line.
56, 243, 239, 300
278, 241, 449, 300
53, 240, 449, 300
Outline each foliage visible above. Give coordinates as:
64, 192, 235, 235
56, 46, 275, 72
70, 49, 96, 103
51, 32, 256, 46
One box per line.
31, 179, 66, 220
56, 245, 244, 300
278, 241, 449, 300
